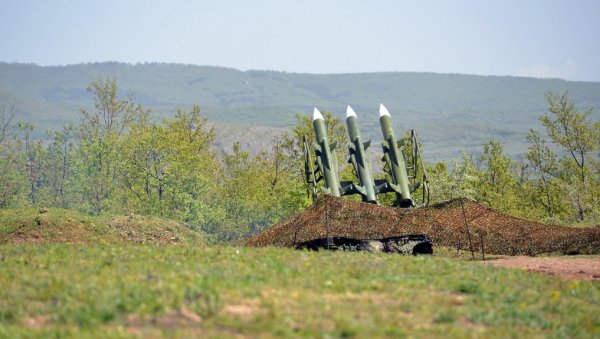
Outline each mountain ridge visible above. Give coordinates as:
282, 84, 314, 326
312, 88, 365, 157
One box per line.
1, 62, 599, 160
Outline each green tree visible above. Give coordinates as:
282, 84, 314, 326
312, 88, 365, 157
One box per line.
18, 122, 47, 206
475, 140, 519, 214
0, 105, 25, 208
217, 142, 264, 241
540, 92, 599, 221
117, 105, 220, 223
525, 129, 562, 220
426, 162, 454, 203
78, 77, 150, 214
160, 106, 220, 225
256, 135, 308, 220
117, 122, 168, 214
215, 138, 307, 242
44, 126, 79, 208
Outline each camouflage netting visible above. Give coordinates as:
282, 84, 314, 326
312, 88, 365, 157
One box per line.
246, 195, 600, 256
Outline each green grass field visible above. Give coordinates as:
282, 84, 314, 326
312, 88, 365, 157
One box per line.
1, 244, 599, 338
0, 208, 599, 337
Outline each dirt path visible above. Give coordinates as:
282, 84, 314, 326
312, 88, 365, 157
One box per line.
483, 256, 600, 281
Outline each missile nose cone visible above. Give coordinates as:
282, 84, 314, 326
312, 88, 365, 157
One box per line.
313, 108, 324, 121
346, 105, 357, 118
379, 103, 391, 117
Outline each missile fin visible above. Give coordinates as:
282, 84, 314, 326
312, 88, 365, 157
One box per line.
354, 185, 366, 196
410, 182, 421, 193
381, 141, 390, 152
389, 183, 402, 194
313, 143, 322, 155
348, 144, 356, 153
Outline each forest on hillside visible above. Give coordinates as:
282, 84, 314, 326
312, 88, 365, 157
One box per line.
2, 62, 600, 160
1, 78, 599, 242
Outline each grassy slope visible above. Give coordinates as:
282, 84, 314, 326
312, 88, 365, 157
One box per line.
0, 208, 204, 246
0, 245, 598, 338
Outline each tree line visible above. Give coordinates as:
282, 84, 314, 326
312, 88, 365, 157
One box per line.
0, 78, 599, 242
424, 91, 600, 224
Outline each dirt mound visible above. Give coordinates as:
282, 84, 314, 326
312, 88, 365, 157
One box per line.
246, 195, 600, 256
0, 208, 205, 246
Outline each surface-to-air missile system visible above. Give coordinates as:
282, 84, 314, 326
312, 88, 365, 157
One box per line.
302, 104, 432, 254
247, 104, 600, 255
247, 106, 600, 256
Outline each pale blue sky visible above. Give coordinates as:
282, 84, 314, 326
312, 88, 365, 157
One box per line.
1, 0, 599, 81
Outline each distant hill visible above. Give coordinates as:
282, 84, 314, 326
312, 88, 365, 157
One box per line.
1, 62, 599, 160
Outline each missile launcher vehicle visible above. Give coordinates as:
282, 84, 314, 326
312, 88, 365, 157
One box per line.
302, 104, 432, 254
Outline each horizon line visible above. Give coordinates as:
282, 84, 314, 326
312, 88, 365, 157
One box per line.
1, 60, 595, 83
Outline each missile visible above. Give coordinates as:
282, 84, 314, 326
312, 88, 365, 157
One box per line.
379, 104, 415, 207
312, 108, 342, 197
346, 106, 378, 203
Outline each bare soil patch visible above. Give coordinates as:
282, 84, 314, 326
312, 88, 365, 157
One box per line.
483, 256, 600, 281
21, 315, 51, 328
125, 308, 202, 329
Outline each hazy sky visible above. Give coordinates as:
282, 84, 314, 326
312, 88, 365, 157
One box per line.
1, 0, 599, 81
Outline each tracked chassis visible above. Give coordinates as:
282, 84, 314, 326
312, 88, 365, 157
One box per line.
296, 234, 433, 255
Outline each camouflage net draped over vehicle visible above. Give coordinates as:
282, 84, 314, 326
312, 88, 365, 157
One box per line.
246, 195, 600, 256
